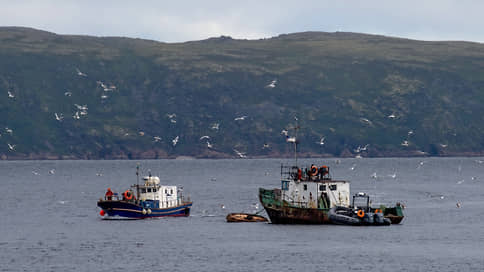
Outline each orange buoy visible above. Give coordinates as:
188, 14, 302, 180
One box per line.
100, 210, 105, 216
357, 209, 365, 218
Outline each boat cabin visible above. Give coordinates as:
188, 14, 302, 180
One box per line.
280, 165, 350, 209
133, 176, 179, 208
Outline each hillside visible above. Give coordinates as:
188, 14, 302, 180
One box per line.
1, 27, 484, 159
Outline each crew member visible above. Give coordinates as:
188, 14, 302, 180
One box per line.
105, 188, 114, 200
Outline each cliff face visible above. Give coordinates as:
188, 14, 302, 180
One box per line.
1, 27, 484, 159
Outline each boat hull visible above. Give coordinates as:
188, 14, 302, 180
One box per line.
97, 200, 192, 219
226, 213, 268, 223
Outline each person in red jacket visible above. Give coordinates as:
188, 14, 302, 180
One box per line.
105, 188, 114, 200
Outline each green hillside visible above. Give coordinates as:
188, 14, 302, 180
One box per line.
1, 27, 484, 159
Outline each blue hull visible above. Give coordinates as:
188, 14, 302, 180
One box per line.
98, 200, 192, 219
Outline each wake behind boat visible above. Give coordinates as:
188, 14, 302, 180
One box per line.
97, 166, 192, 219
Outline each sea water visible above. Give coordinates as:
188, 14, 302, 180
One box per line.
1, 158, 483, 271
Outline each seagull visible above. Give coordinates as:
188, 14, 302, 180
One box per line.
355, 154, 362, 159
456, 202, 461, 208
387, 113, 396, 119
207, 141, 213, 149
172, 136, 179, 146
80, 110, 88, 116
475, 160, 484, 164
166, 113, 176, 119
286, 136, 296, 143
7, 91, 15, 98
440, 144, 448, 148
408, 130, 414, 136
262, 143, 270, 149
266, 79, 277, 88
234, 115, 248, 121
417, 161, 425, 169
360, 144, 369, 151
73, 111, 80, 120
5, 127, 13, 134
170, 119, 177, 124
32, 170, 40, 175
64, 91, 72, 97
101, 95, 108, 99
359, 118, 373, 126
75, 68, 87, 77
349, 164, 356, 171
370, 172, 378, 179
138, 131, 145, 136
281, 129, 288, 136
211, 123, 220, 130
7, 143, 15, 150
74, 104, 88, 111
153, 136, 162, 142
388, 172, 397, 179
316, 137, 325, 146
200, 136, 210, 140
456, 179, 465, 185
220, 204, 226, 210
401, 140, 409, 147
49, 169, 55, 175
54, 113, 64, 121
96, 81, 107, 89
233, 149, 246, 158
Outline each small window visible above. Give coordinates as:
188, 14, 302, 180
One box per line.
170, 189, 173, 194
141, 188, 146, 193
329, 184, 337, 191
303, 184, 308, 191
147, 188, 152, 193
165, 189, 167, 194
153, 188, 157, 192
319, 185, 326, 191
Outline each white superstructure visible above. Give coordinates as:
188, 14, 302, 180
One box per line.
136, 176, 179, 208
281, 178, 350, 209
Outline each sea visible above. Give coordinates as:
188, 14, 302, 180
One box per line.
1, 157, 483, 272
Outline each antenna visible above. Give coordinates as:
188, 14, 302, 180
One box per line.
136, 163, 140, 200
294, 116, 299, 167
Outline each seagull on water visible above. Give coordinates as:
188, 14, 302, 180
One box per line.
8, 91, 15, 98
172, 136, 179, 146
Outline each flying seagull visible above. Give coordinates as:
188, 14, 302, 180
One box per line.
172, 136, 179, 146
234, 115, 248, 121
8, 91, 15, 98
54, 113, 64, 121
233, 149, 246, 158
7, 143, 15, 150
75, 68, 87, 77
266, 79, 277, 88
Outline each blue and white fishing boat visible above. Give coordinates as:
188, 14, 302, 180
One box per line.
97, 166, 192, 219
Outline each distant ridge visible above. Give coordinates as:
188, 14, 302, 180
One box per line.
1, 27, 483, 159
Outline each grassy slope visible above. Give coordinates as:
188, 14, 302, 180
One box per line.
0, 27, 483, 159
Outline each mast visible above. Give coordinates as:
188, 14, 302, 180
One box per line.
136, 163, 140, 199
294, 116, 299, 167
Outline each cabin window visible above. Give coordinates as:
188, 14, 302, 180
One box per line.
153, 188, 157, 192
170, 189, 173, 194
165, 189, 167, 194
329, 184, 337, 191
319, 185, 326, 191
141, 188, 146, 193
147, 188, 152, 193
281, 180, 289, 190
303, 184, 308, 191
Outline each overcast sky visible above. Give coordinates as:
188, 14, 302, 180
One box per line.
1, 0, 483, 43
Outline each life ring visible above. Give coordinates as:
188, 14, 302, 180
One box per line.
124, 190, 133, 200
357, 209, 365, 218
375, 209, 381, 214
310, 165, 318, 176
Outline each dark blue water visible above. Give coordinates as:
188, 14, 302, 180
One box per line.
1, 158, 484, 271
